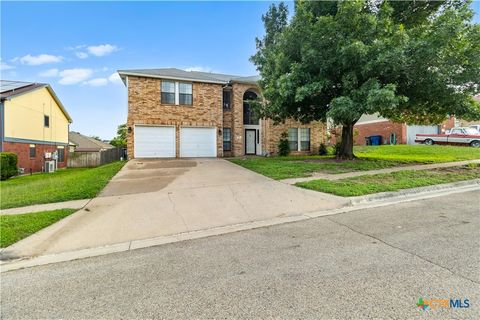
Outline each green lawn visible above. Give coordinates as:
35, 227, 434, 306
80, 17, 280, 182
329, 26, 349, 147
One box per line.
0, 161, 124, 209
0, 209, 76, 248
296, 164, 480, 197
355, 145, 480, 162
230, 145, 480, 180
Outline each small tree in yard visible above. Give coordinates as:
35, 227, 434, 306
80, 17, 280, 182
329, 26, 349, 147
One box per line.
251, 0, 480, 159
110, 124, 127, 147
278, 132, 290, 156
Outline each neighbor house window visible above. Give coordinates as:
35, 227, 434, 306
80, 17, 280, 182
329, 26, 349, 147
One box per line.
57, 146, 65, 162
288, 128, 298, 151
288, 128, 311, 151
223, 90, 231, 110
223, 128, 232, 151
29, 144, 36, 158
44, 115, 50, 127
161, 81, 175, 104
179, 82, 193, 105
300, 128, 310, 151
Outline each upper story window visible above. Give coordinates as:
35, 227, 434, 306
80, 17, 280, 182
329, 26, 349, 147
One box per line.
44, 115, 50, 128
223, 90, 231, 110
243, 91, 259, 125
161, 80, 193, 105
179, 82, 192, 105
161, 81, 175, 104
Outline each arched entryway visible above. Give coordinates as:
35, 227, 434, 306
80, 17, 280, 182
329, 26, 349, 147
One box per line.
243, 90, 261, 155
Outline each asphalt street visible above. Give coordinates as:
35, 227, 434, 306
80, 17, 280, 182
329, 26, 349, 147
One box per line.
1, 190, 479, 319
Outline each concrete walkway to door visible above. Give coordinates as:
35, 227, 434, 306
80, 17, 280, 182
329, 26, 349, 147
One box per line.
1, 159, 348, 260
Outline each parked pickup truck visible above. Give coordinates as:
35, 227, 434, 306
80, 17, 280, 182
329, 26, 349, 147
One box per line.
415, 127, 480, 147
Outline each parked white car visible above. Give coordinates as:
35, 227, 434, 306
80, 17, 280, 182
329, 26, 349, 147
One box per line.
415, 127, 480, 147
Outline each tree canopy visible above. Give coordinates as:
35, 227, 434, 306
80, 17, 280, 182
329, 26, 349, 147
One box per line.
251, 0, 480, 158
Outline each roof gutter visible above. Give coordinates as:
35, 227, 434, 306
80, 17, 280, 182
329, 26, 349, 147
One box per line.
117, 71, 228, 85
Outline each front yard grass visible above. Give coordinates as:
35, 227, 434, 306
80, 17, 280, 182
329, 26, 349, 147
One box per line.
230, 145, 480, 180
296, 164, 480, 197
0, 209, 76, 248
230, 156, 409, 180
0, 161, 124, 209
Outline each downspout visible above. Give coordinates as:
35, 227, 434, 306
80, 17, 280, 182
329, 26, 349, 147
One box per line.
0, 100, 4, 152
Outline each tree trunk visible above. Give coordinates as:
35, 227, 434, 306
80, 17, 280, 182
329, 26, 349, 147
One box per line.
337, 123, 356, 160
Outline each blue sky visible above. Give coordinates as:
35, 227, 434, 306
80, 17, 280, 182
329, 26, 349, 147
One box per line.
1, 1, 479, 140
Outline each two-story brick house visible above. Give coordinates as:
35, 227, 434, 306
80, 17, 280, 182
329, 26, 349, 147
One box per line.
118, 68, 326, 158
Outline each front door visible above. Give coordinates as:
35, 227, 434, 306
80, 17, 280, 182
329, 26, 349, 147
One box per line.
245, 129, 256, 155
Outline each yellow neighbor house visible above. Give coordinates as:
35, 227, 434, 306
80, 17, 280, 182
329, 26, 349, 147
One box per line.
0, 80, 72, 173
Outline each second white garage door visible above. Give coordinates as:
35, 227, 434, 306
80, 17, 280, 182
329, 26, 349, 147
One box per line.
134, 125, 175, 158
180, 127, 217, 157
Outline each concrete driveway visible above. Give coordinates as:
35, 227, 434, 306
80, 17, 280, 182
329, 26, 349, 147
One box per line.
3, 158, 347, 258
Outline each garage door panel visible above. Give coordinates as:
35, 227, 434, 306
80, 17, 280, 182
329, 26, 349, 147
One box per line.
134, 126, 175, 158
407, 125, 439, 145
180, 127, 216, 157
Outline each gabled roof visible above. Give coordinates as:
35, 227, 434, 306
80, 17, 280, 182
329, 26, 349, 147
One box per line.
0, 80, 73, 123
117, 68, 260, 86
69, 131, 115, 152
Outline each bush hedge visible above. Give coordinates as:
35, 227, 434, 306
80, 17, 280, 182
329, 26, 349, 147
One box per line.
1, 152, 18, 180
278, 132, 290, 156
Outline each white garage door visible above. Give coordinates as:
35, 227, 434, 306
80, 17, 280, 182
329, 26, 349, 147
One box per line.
134, 125, 175, 158
180, 127, 216, 157
407, 125, 439, 145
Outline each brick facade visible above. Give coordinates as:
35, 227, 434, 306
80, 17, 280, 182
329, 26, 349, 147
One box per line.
353, 121, 407, 145
263, 119, 327, 155
127, 76, 223, 158
127, 75, 327, 158
2, 141, 67, 173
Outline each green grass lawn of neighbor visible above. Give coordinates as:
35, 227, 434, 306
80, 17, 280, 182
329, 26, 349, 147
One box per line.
0, 209, 76, 248
0, 161, 124, 209
355, 145, 480, 163
230, 145, 480, 180
296, 164, 480, 197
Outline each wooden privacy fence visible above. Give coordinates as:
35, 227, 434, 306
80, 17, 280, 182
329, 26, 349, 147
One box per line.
68, 147, 125, 168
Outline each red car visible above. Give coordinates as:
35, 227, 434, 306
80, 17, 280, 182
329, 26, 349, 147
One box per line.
415, 127, 480, 147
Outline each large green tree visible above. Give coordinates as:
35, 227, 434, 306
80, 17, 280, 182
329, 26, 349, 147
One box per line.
251, 0, 480, 159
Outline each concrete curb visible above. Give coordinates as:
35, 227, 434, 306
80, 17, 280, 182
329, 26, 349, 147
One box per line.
1, 182, 478, 273
348, 179, 480, 205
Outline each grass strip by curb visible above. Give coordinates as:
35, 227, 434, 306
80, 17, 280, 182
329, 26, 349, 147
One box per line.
0, 161, 125, 209
0, 209, 77, 248
295, 164, 480, 197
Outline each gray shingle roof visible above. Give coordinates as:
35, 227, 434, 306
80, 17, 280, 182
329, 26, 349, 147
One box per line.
0, 79, 72, 123
69, 132, 115, 152
117, 68, 259, 85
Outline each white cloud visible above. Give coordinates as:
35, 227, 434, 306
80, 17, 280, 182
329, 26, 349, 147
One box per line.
87, 44, 118, 57
38, 68, 59, 77
0, 60, 15, 70
185, 66, 214, 73
19, 54, 63, 65
75, 52, 88, 59
58, 68, 93, 85
84, 78, 108, 86
108, 72, 122, 84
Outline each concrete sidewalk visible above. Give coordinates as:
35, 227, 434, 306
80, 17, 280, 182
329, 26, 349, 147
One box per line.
1, 159, 347, 260
281, 159, 480, 184
1, 199, 91, 215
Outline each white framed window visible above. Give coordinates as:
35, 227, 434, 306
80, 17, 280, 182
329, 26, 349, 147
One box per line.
161, 80, 193, 105
161, 81, 175, 104
288, 128, 311, 151
179, 82, 192, 105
